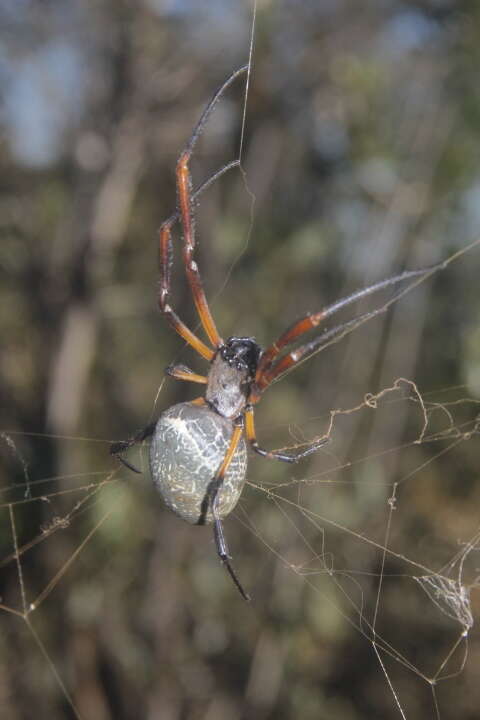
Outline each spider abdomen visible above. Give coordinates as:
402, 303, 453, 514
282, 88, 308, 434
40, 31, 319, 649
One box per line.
149, 401, 248, 525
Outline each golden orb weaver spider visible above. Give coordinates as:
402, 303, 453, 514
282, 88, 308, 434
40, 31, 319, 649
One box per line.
111, 66, 442, 601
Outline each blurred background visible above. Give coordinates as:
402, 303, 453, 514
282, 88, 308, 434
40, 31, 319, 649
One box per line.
1, 1, 480, 718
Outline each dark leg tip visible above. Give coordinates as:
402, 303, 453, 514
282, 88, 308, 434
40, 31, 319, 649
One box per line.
111, 449, 142, 474
110, 441, 129, 455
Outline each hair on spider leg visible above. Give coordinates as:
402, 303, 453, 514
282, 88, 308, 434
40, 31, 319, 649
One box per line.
110, 66, 446, 601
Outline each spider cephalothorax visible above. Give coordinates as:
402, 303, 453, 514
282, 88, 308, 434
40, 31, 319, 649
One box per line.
206, 337, 261, 419
111, 66, 443, 601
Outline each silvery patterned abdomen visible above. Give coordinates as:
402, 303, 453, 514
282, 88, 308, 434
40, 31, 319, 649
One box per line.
149, 401, 248, 525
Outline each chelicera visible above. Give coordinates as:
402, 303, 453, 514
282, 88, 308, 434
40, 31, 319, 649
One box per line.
111, 66, 440, 601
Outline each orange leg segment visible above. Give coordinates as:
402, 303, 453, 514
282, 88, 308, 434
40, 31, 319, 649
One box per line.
165, 364, 208, 384
177, 152, 223, 348
254, 264, 446, 395
158, 220, 214, 361
245, 405, 327, 462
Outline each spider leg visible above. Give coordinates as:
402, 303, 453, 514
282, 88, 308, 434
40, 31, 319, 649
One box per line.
199, 422, 250, 601
165, 364, 208, 384
255, 307, 389, 395
176, 152, 223, 348
212, 497, 250, 602
159, 219, 214, 361
175, 66, 248, 349
158, 69, 247, 356
244, 405, 328, 463
110, 421, 157, 473
158, 161, 243, 361
190, 396, 208, 407
252, 263, 445, 398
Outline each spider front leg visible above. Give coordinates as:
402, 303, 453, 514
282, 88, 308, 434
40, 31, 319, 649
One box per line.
244, 405, 328, 464
176, 150, 223, 349
173, 69, 248, 350
253, 264, 446, 396
158, 220, 214, 361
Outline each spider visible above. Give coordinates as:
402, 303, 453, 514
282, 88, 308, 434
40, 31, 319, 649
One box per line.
111, 66, 442, 601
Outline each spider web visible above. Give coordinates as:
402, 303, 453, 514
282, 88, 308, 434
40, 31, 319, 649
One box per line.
1, 371, 479, 719
2, 3, 480, 716
238, 380, 480, 718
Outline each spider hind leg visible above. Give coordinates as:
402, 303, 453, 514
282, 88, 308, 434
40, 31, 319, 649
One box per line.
200, 473, 250, 602
199, 422, 251, 601
212, 496, 251, 602
110, 421, 157, 474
